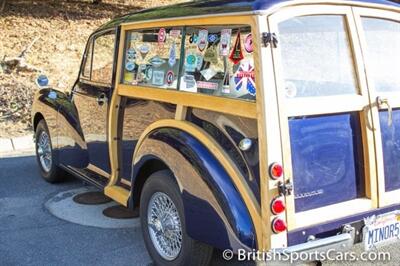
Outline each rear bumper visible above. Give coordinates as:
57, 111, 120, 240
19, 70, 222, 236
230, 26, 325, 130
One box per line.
288, 203, 400, 246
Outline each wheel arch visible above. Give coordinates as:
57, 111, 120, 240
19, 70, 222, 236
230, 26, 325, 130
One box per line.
129, 120, 262, 251
33, 112, 45, 132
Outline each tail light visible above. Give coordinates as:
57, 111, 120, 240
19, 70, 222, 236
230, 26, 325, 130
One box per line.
272, 218, 287, 234
271, 196, 286, 215
269, 162, 283, 180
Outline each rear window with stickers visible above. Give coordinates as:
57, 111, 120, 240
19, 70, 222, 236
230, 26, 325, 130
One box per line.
122, 25, 255, 101
122, 28, 183, 89
182, 26, 255, 101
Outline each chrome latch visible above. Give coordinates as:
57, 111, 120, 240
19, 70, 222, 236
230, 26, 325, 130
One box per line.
278, 180, 293, 196
262, 32, 278, 48
377, 96, 393, 127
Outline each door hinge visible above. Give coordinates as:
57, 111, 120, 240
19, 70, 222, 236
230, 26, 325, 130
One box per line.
278, 180, 293, 196
262, 32, 278, 48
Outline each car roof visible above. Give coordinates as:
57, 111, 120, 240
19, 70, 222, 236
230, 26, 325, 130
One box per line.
96, 0, 400, 32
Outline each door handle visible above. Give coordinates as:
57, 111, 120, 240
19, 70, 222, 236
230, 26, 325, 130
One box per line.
97, 93, 108, 106
377, 96, 392, 127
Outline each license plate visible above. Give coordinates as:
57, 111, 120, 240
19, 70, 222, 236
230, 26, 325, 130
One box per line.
363, 211, 400, 251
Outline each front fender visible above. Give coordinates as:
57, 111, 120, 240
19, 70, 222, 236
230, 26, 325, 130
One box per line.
132, 127, 257, 251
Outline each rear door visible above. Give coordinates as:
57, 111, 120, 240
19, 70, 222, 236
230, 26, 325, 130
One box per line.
268, 5, 378, 230
353, 7, 400, 207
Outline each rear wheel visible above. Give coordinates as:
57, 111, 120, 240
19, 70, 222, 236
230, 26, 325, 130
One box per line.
140, 170, 213, 266
35, 119, 65, 183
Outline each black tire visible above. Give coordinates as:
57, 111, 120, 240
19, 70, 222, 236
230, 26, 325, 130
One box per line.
140, 170, 213, 266
35, 119, 65, 183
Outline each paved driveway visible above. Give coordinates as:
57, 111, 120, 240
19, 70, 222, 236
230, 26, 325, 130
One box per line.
0, 155, 399, 266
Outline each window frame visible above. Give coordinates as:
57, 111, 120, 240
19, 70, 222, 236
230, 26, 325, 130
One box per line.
268, 5, 377, 230
80, 29, 117, 87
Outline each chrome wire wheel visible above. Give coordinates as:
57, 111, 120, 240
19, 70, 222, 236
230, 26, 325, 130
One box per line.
147, 192, 182, 261
37, 131, 52, 173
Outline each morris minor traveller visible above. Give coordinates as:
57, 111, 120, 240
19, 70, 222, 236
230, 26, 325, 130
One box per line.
32, 0, 400, 265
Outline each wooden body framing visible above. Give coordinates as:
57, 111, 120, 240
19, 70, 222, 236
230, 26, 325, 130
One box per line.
101, 1, 400, 251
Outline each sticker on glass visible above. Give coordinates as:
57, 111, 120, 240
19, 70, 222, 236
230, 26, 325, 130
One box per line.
208, 34, 219, 44
244, 33, 254, 53
189, 33, 198, 44
234, 61, 256, 96
196, 54, 204, 71
139, 44, 150, 59
124, 72, 135, 84
200, 68, 217, 81
158, 28, 167, 44
204, 46, 218, 65
130, 32, 141, 41
197, 29, 208, 52
152, 70, 165, 86
185, 51, 197, 72
170, 29, 181, 38
145, 67, 153, 81
229, 31, 244, 65
169, 42, 177, 67
220, 29, 232, 57
197, 81, 218, 90
180, 75, 197, 93
166, 70, 175, 86
127, 48, 137, 61
149, 56, 166, 68
125, 61, 136, 72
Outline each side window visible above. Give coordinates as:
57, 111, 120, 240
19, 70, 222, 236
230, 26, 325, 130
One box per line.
182, 26, 256, 101
278, 15, 358, 98
362, 18, 400, 92
82, 39, 93, 78
92, 32, 116, 85
122, 28, 183, 89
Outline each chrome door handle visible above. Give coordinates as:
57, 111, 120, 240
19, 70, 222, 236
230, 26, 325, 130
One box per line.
377, 96, 392, 126
97, 93, 108, 106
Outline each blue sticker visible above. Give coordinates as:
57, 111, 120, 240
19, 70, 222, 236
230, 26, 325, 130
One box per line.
125, 61, 136, 72
185, 52, 197, 72
234, 62, 256, 96
149, 56, 166, 68
208, 34, 218, 43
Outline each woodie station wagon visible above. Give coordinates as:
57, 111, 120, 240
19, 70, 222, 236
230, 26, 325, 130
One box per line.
32, 0, 400, 265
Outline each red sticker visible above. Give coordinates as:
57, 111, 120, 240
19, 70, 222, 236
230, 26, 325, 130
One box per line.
244, 33, 254, 53
166, 70, 174, 85
158, 28, 167, 44
229, 31, 244, 65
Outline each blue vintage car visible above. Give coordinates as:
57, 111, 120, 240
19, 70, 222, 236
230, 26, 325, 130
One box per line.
32, 0, 400, 264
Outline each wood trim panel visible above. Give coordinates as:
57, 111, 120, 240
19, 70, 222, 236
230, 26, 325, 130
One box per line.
352, 7, 400, 208
132, 119, 263, 248
118, 84, 257, 119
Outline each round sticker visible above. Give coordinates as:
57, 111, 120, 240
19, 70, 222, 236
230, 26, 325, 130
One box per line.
125, 61, 136, 72
158, 28, 166, 44
166, 71, 174, 86
127, 48, 137, 61
244, 33, 254, 53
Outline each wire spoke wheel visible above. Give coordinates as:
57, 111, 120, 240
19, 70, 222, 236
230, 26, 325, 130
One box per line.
37, 131, 52, 172
147, 192, 182, 261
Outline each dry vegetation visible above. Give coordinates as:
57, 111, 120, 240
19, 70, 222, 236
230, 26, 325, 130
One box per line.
0, 0, 185, 138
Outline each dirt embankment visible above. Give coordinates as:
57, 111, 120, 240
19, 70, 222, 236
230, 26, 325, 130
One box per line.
0, 0, 184, 138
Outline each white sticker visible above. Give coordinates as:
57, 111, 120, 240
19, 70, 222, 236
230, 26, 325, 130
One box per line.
169, 42, 177, 67
152, 70, 165, 86
285, 81, 297, 98
197, 29, 208, 51
200, 68, 217, 81
149, 56, 166, 68
170, 29, 181, 38
180, 75, 197, 93
220, 29, 232, 56
197, 81, 218, 90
